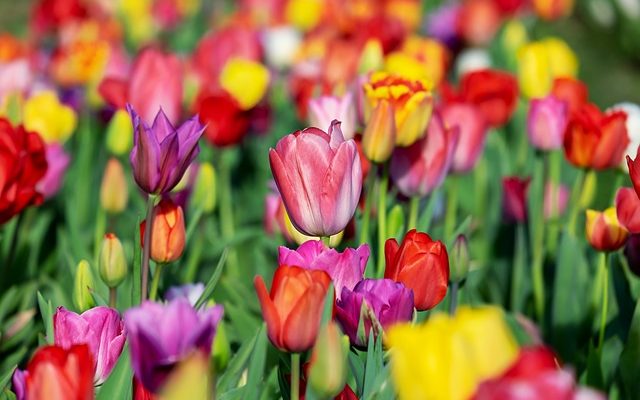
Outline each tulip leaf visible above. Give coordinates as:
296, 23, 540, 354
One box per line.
320, 284, 335, 327
194, 249, 228, 310
96, 349, 132, 400
217, 326, 260, 393
242, 324, 267, 400
510, 224, 528, 313
0, 366, 15, 393
348, 350, 365, 394
131, 217, 142, 305
362, 331, 384, 399
36, 292, 53, 344
447, 216, 471, 249
619, 297, 640, 399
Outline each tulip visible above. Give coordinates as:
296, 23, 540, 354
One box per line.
281, 206, 345, 246
0, 118, 48, 225
254, 265, 331, 352
384, 229, 449, 311
25, 344, 94, 400
387, 306, 520, 400
502, 177, 530, 223
219, 58, 270, 111
616, 187, 640, 233
628, 148, 640, 200
54, 306, 126, 385
457, 0, 502, 46
390, 111, 459, 197
517, 38, 578, 99
133, 376, 157, 400
624, 234, 640, 278
11, 368, 27, 400
533, 0, 575, 20
278, 240, 369, 300
544, 182, 570, 220
124, 298, 224, 392
527, 95, 569, 151
450, 235, 470, 283
106, 109, 134, 155
455, 49, 492, 77
358, 39, 384, 74
159, 352, 212, 400
425, 4, 461, 47
336, 279, 414, 348
36, 143, 70, 200
363, 72, 433, 147
384, 36, 450, 86
308, 322, 349, 398
308, 93, 357, 140
100, 158, 128, 214
585, 207, 629, 252
128, 105, 204, 195
0, 58, 31, 101
269, 120, 362, 237
140, 199, 186, 264
74, 260, 96, 312
552, 77, 588, 114
262, 26, 302, 70
23, 90, 77, 143
197, 92, 250, 147
563, 104, 628, 170
191, 162, 216, 212
99, 233, 128, 288
609, 102, 640, 169
362, 99, 396, 162
440, 103, 489, 173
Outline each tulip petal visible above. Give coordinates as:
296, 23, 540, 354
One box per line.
254, 275, 283, 349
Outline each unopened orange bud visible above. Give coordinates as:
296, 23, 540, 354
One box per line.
100, 158, 128, 213
140, 199, 186, 263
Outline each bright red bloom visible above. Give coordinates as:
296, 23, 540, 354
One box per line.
31, 0, 87, 34
384, 229, 449, 311
25, 344, 94, 400
0, 118, 48, 225
616, 187, 640, 233
627, 147, 640, 200
197, 92, 250, 147
502, 177, 530, 223
552, 77, 588, 114
254, 265, 332, 352
443, 69, 518, 127
133, 376, 157, 400
563, 104, 628, 170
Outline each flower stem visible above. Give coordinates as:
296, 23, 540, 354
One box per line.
219, 150, 239, 275
444, 176, 459, 241
109, 287, 117, 308
359, 170, 376, 245
321, 236, 331, 247
407, 196, 419, 230
291, 353, 300, 400
598, 252, 609, 351
141, 195, 156, 302
567, 169, 586, 237
377, 165, 389, 278
149, 263, 165, 301
532, 252, 545, 324
449, 281, 459, 315
4, 212, 23, 273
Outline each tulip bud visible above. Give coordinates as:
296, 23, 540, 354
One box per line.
100, 158, 128, 214
140, 199, 186, 263
191, 163, 217, 213
106, 109, 134, 155
585, 207, 629, 252
74, 260, 96, 312
449, 235, 470, 283
362, 100, 396, 162
99, 233, 128, 288
308, 322, 349, 398
358, 39, 384, 74
212, 314, 230, 372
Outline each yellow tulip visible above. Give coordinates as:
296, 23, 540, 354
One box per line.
159, 352, 212, 400
23, 91, 77, 143
385, 36, 449, 86
517, 37, 578, 98
387, 306, 519, 400
285, 0, 323, 31
219, 58, 270, 111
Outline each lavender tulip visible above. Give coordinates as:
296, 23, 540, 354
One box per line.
128, 104, 204, 195
124, 298, 223, 392
278, 240, 369, 300
53, 306, 126, 385
336, 279, 414, 348
269, 120, 362, 236
527, 95, 568, 151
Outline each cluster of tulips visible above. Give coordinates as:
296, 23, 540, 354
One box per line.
1, 0, 640, 399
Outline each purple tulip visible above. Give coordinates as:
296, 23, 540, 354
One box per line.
53, 306, 126, 385
36, 143, 70, 200
124, 298, 223, 392
527, 95, 568, 151
336, 279, 414, 348
11, 369, 27, 400
269, 120, 362, 236
128, 104, 204, 195
278, 240, 369, 300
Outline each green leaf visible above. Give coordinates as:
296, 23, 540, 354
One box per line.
96, 349, 132, 400
0, 366, 16, 392
320, 284, 334, 327
510, 224, 528, 313
36, 291, 53, 344
619, 297, 640, 399
242, 324, 267, 400
447, 216, 471, 249
194, 249, 228, 310
362, 331, 383, 399
217, 326, 260, 393
348, 350, 365, 395
131, 217, 142, 305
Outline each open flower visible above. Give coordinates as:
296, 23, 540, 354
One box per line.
585, 207, 629, 251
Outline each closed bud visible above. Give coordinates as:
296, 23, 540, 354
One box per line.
106, 109, 134, 156
308, 322, 349, 398
140, 199, 186, 263
212, 310, 230, 372
100, 158, 128, 213
362, 100, 396, 162
449, 234, 470, 282
74, 260, 96, 312
191, 163, 217, 213
99, 233, 128, 288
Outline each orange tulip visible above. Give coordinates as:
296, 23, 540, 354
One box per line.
585, 208, 629, 252
140, 199, 186, 263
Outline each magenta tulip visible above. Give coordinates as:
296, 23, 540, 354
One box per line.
36, 143, 70, 200
308, 93, 357, 140
390, 111, 459, 197
53, 306, 126, 385
269, 120, 362, 236
440, 102, 489, 173
527, 95, 568, 151
502, 177, 530, 223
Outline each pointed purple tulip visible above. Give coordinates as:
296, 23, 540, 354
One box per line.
336, 279, 414, 348
128, 104, 205, 195
53, 306, 126, 385
278, 240, 369, 300
124, 298, 223, 393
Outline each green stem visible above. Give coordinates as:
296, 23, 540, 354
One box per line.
532, 252, 545, 324
444, 177, 459, 241
377, 165, 389, 278
511, 223, 526, 313
219, 151, 239, 274
184, 232, 204, 283
567, 169, 586, 237
545, 150, 562, 254
321, 236, 331, 247
109, 287, 117, 308
359, 170, 376, 245
141, 195, 156, 302
407, 196, 419, 230
4, 213, 23, 273
598, 252, 609, 351
149, 263, 165, 301
94, 207, 106, 268
449, 281, 459, 315
291, 353, 300, 400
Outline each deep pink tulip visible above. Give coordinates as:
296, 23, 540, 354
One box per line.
269, 120, 362, 236
440, 102, 489, 173
616, 187, 640, 233
527, 95, 568, 151
53, 306, 126, 385
308, 93, 357, 140
543, 182, 569, 220
37, 143, 70, 200
129, 48, 183, 125
390, 112, 459, 197
502, 177, 530, 223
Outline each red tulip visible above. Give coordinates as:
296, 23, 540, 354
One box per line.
616, 187, 640, 233
25, 344, 94, 400
197, 92, 250, 147
456, 0, 502, 46
30, 0, 87, 34
440, 102, 489, 173
133, 376, 157, 400
0, 118, 48, 225
384, 229, 449, 311
586, 208, 629, 252
627, 147, 640, 200
502, 177, 530, 223
563, 103, 628, 170
254, 265, 331, 352
552, 77, 588, 114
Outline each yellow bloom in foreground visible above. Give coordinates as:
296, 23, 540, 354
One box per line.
220, 58, 270, 111
387, 306, 519, 400
517, 37, 578, 98
23, 91, 77, 143
159, 352, 211, 400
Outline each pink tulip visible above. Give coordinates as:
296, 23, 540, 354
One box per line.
543, 182, 569, 220
616, 187, 640, 233
269, 120, 362, 236
308, 93, 357, 140
37, 143, 70, 200
502, 176, 530, 223
390, 111, 460, 197
53, 306, 126, 385
128, 48, 183, 125
527, 95, 568, 151
440, 102, 488, 173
